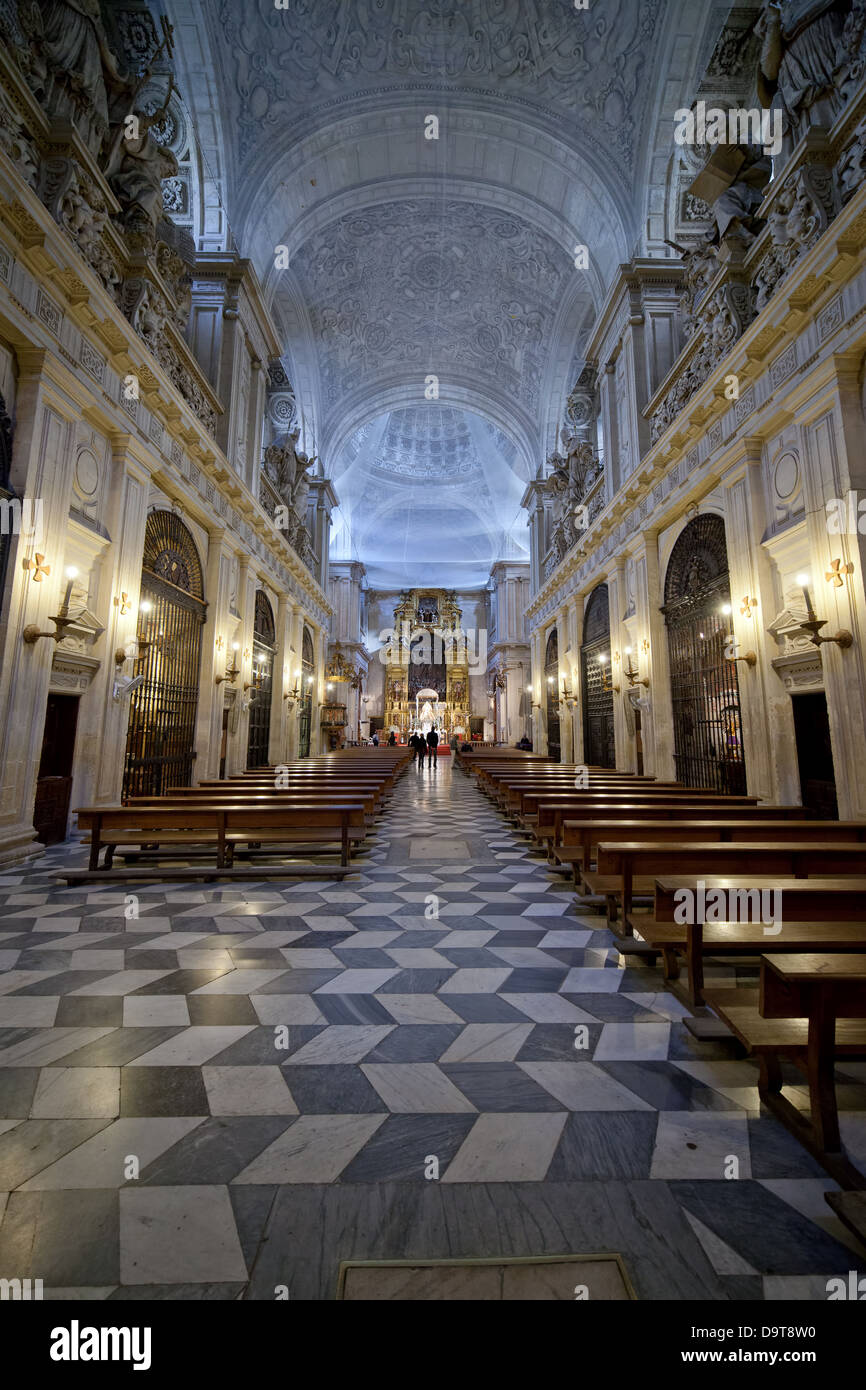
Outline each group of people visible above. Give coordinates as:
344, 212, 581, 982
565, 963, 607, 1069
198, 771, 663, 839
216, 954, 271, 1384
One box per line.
410, 728, 440, 764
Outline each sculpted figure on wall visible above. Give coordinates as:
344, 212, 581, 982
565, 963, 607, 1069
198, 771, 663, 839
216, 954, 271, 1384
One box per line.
756, 1, 855, 156
19, 0, 134, 158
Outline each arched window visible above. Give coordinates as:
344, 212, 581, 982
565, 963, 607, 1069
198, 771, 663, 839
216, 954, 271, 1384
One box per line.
298, 626, 315, 758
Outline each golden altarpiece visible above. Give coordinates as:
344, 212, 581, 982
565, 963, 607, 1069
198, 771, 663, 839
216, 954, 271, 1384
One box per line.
383, 590, 470, 741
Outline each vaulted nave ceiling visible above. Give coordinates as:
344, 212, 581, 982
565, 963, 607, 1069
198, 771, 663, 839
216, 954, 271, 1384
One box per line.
169, 0, 735, 585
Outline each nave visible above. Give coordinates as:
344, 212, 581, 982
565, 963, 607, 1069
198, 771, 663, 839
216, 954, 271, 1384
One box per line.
0, 757, 861, 1300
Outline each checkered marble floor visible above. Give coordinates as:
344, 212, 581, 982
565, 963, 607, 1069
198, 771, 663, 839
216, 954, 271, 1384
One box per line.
0, 756, 863, 1300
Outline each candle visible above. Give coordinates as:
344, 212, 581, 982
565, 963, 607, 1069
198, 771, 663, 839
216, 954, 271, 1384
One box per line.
796, 573, 815, 619
61, 566, 78, 616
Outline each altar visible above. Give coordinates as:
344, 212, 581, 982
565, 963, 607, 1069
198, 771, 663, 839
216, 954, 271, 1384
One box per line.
383, 589, 471, 742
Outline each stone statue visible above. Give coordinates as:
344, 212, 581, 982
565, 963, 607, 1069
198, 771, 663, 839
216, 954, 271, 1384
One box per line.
20, 0, 134, 157
104, 81, 178, 243
708, 147, 772, 245
756, 1, 852, 156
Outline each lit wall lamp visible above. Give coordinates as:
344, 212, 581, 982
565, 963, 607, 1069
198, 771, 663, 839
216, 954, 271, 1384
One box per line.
623, 646, 650, 688
216, 641, 241, 685
23, 566, 80, 644
597, 652, 619, 693
721, 603, 757, 668
284, 668, 301, 703
796, 573, 853, 650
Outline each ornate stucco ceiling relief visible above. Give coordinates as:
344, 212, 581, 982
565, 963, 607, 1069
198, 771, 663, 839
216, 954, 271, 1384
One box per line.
290, 201, 573, 414
215, 0, 663, 173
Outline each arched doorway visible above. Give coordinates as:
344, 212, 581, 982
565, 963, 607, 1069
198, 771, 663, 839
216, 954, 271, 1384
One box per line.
662, 514, 746, 794
298, 626, 314, 758
544, 629, 560, 761
581, 583, 615, 768
247, 591, 275, 768
123, 510, 206, 799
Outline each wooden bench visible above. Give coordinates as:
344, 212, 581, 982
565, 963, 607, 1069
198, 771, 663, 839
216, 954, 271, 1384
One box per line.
625, 917, 866, 1006
705, 954, 866, 1188
586, 841, 866, 921
534, 795, 765, 849
650, 876, 866, 926
68, 801, 367, 881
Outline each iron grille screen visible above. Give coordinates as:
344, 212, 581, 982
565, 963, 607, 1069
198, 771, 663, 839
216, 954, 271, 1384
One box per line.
122, 511, 206, 801
582, 639, 616, 768
663, 515, 746, 795
122, 574, 205, 799
247, 592, 276, 768
666, 605, 746, 794
544, 628, 560, 761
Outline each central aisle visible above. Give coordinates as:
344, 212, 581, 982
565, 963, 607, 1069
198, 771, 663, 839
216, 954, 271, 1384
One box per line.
0, 755, 861, 1298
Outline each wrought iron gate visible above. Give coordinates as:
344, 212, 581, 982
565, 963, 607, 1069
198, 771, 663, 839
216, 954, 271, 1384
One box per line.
0, 394, 14, 622
663, 514, 746, 795
581, 583, 615, 768
298, 626, 314, 759
544, 629, 560, 760
122, 511, 205, 800
247, 591, 275, 768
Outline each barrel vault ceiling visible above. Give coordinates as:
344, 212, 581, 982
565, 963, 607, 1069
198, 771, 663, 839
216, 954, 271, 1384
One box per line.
168, 0, 734, 586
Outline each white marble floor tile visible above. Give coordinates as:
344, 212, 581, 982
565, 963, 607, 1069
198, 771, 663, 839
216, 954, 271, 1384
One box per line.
0, 996, 59, 1026
519, 1061, 655, 1111
20, 1118, 204, 1189
443, 1113, 566, 1182
314, 968, 400, 993
593, 1022, 671, 1062
0, 1027, 115, 1068
251, 994, 326, 1025
71, 970, 176, 996
384, 948, 454, 969
560, 968, 623, 993
650, 1112, 752, 1179
191, 969, 288, 994
537, 930, 593, 949
438, 968, 511, 994
232, 1114, 386, 1183
123, 995, 191, 1027
286, 1025, 394, 1064
203, 1065, 298, 1116
120, 1185, 248, 1283
30, 1067, 120, 1119
127, 1026, 255, 1066
373, 994, 463, 1025
438, 1023, 534, 1063
500, 993, 599, 1023
361, 1063, 477, 1113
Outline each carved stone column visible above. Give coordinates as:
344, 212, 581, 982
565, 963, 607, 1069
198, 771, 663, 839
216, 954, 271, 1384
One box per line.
0, 351, 81, 865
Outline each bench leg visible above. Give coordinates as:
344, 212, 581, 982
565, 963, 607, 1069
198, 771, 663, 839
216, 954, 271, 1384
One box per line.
104, 844, 116, 869
661, 946, 680, 981
88, 836, 100, 872
606, 895, 618, 924
807, 1003, 841, 1153
758, 1052, 783, 1099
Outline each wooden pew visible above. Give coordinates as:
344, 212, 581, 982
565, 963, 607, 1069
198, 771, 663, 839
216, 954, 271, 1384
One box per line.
651, 877, 866, 926
553, 814, 835, 879
705, 954, 866, 1188
68, 801, 367, 881
630, 917, 866, 1006
535, 795, 765, 849
587, 840, 866, 921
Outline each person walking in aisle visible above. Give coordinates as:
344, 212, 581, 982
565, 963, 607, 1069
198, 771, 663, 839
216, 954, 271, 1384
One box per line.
426, 726, 439, 767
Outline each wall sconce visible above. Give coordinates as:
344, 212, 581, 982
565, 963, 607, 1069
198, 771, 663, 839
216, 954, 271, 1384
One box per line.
623, 646, 649, 688
22, 566, 80, 645
796, 573, 853, 650
597, 652, 619, 693
284, 668, 302, 702
216, 641, 241, 685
